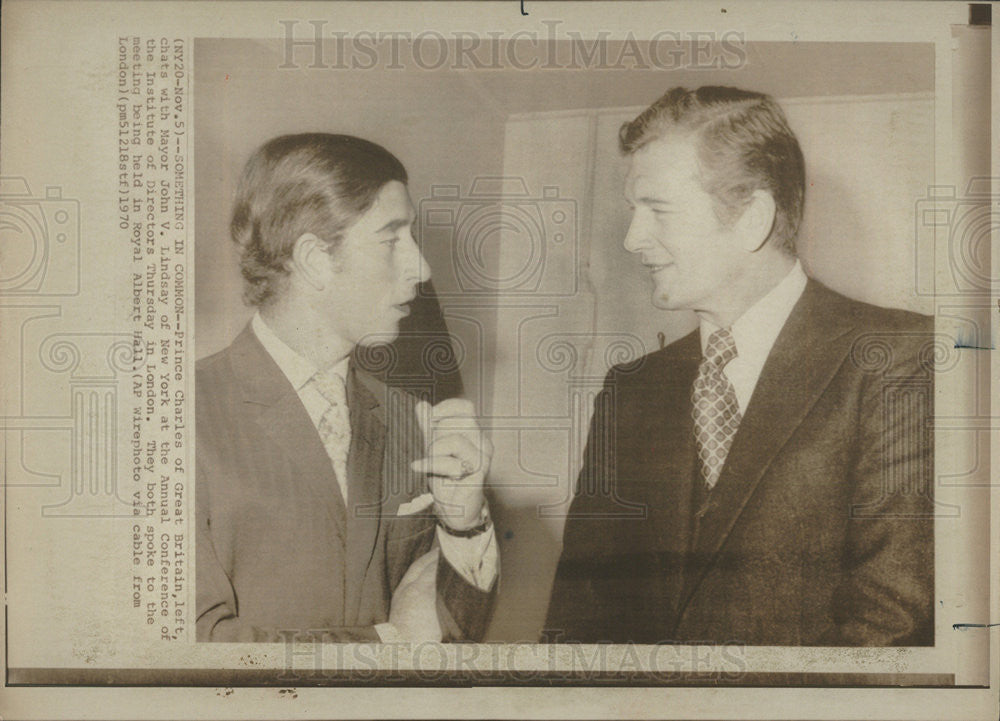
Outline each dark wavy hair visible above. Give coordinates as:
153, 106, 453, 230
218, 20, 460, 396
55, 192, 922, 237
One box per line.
619, 86, 805, 255
230, 133, 408, 306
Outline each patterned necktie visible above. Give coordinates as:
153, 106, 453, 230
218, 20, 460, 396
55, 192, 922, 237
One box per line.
311, 368, 351, 502
692, 328, 742, 490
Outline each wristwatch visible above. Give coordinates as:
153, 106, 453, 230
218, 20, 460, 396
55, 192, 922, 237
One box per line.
437, 506, 492, 538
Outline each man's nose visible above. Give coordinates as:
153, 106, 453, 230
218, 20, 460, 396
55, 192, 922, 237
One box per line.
404, 233, 431, 284
414, 249, 431, 284
623, 212, 651, 254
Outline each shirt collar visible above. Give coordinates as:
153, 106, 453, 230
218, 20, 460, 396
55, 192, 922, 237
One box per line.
700, 260, 808, 364
251, 312, 350, 392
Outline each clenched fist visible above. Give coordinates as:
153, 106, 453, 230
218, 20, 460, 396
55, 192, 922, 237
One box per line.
410, 398, 492, 531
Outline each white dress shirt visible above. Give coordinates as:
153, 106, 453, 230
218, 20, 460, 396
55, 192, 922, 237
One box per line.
251, 313, 498, 599
699, 261, 808, 415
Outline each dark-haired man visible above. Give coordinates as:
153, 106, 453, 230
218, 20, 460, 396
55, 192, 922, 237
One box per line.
544, 87, 934, 646
196, 134, 497, 642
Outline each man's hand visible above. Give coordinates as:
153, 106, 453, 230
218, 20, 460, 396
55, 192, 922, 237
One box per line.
411, 398, 491, 531
388, 548, 442, 642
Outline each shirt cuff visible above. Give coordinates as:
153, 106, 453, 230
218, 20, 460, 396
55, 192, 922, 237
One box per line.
436, 508, 499, 592
374, 622, 403, 643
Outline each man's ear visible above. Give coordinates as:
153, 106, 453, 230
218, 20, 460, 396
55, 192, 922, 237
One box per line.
290, 233, 331, 291
736, 190, 777, 253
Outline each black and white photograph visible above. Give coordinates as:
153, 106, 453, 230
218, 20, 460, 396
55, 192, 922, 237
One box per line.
0, 1, 995, 718
194, 33, 947, 654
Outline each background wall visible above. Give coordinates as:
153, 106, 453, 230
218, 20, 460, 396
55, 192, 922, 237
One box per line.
194, 39, 934, 641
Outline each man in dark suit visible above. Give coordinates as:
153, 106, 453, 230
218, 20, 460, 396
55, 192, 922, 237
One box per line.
544, 87, 934, 646
197, 134, 497, 642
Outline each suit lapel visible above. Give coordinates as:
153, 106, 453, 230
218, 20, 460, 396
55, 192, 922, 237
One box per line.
677, 281, 856, 615
652, 334, 701, 488
342, 364, 387, 623
643, 333, 700, 540
231, 324, 348, 542
642, 333, 701, 624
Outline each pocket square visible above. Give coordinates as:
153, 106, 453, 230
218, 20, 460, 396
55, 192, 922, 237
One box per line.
396, 492, 434, 517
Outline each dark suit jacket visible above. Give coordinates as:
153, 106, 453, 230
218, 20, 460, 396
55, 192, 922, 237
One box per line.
544, 280, 934, 646
196, 325, 495, 642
